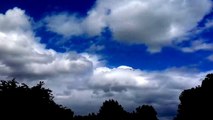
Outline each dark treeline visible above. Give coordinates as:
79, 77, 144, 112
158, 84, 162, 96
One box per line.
75, 100, 158, 120
0, 74, 212, 120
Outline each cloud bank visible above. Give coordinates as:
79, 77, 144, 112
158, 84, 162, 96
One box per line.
44, 0, 212, 52
1, 7, 213, 120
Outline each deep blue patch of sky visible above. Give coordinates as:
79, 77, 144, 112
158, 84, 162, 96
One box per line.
0, 0, 96, 20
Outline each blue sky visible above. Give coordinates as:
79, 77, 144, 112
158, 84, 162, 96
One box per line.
0, 0, 213, 120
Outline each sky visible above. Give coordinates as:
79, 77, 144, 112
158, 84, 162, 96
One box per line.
0, 0, 213, 120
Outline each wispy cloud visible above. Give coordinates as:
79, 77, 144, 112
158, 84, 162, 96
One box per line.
180, 40, 213, 52
207, 54, 213, 61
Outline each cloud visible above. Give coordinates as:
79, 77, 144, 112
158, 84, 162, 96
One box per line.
207, 54, 213, 61
204, 20, 213, 29
44, 11, 107, 37
0, 8, 93, 81
1, 7, 213, 120
44, 13, 84, 37
0, 7, 31, 33
55, 66, 212, 119
180, 40, 213, 52
44, 0, 212, 52
86, 44, 105, 52
104, 0, 212, 52
89, 66, 155, 92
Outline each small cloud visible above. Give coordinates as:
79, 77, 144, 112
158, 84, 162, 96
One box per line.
207, 54, 213, 61
204, 20, 213, 29
86, 44, 105, 52
44, 13, 84, 38
117, 65, 133, 70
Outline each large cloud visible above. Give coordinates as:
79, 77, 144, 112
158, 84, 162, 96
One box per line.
0, 8, 93, 81
55, 66, 212, 120
45, 0, 212, 52
1, 7, 213, 120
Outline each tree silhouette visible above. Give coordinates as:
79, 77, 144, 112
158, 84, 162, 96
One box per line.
0, 79, 74, 119
98, 99, 127, 120
174, 73, 213, 120
134, 105, 158, 120
74, 113, 98, 120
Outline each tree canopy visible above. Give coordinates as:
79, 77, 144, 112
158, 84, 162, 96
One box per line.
134, 105, 158, 120
98, 99, 127, 120
0, 79, 74, 119
174, 73, 213, 120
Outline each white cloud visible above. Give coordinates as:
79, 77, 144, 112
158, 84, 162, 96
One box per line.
44, 13, 84, 37
180, 40, 213, 52
44, 11, 107, 37
89, 66, 155, 92
0, 7, 31, 33
82, 10, 107, 36
89, 66, 205, 97
44, 0, 212, 52
94, 0, 212, 52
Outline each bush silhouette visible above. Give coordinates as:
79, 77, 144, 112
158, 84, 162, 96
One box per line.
134, 105, 158, 120
98, 99, 128, 120
0, 79, 74, 119
174, 73, 213, 120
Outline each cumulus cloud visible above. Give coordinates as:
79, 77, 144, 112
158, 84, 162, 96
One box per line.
44, 0, 212, 52
105, 0, 212, 52
1, 7, 213, 120
89, 66, 155, 92
0, 7, 31, 33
